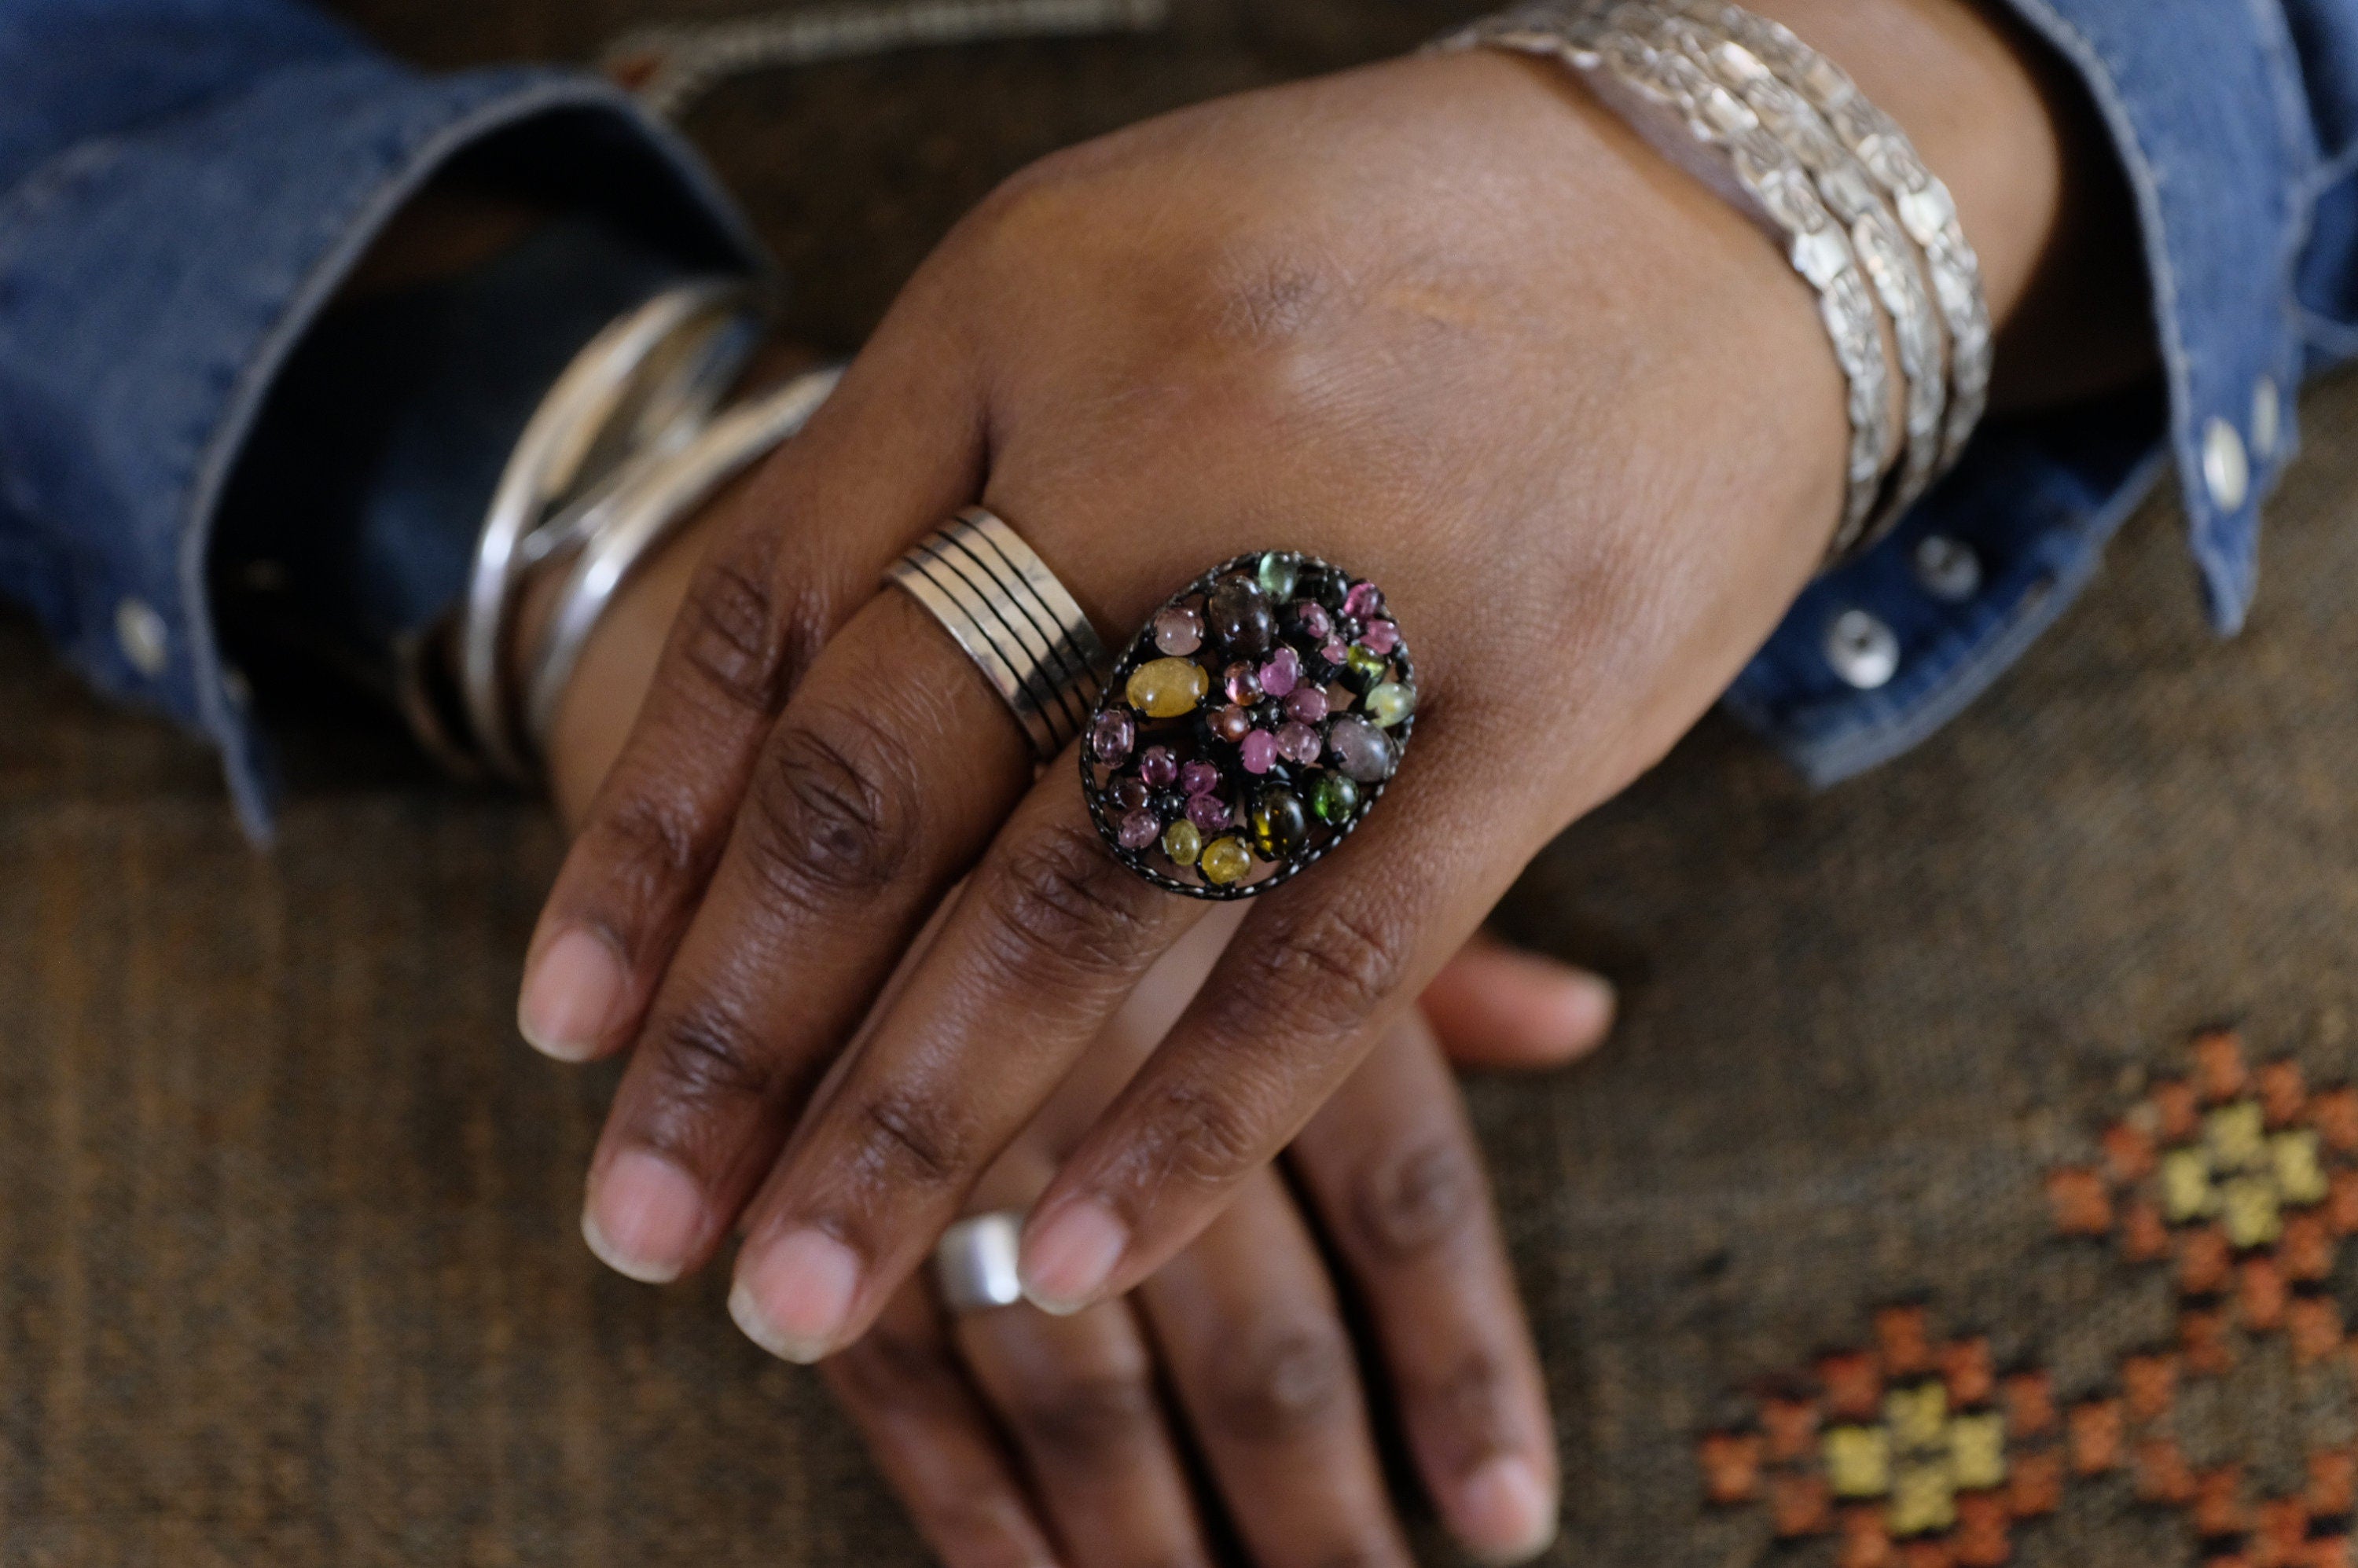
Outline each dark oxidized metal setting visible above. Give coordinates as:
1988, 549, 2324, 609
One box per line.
1082, 553, 1416, 898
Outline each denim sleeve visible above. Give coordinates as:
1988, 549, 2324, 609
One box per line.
1725, 0, 2349, 784
0, 0, 762, 838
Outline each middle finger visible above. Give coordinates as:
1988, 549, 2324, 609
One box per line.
955, 1289, 1214, 1568
1140, 1164, 1416, 1568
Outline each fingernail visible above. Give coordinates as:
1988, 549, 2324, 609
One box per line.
1453, 1454, 1558, 1564
730, 1228, 863, 1362
581, 1148, 706, 1283
519, 927, 626, 1061
1019, 1200, 1127, 1315
1553, 971, 1617, 1053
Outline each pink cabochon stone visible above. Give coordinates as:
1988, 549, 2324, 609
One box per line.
1260, 646, 1300, 699
1152, 604, 1204, 656
1186, 792, 1231, 833
1089, 709, 1134, 764
1240, 730, 1277, 774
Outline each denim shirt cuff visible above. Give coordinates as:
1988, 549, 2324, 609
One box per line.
0, 60, 763, 840
1725, 0, 2318, 784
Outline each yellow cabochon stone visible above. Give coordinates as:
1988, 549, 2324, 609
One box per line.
1126, 657, 1210, 718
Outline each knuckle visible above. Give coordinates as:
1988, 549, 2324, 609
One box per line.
741, 707, 923, 909
1346, 1136, 1482, 1263
647, 994, 780, 1114
1240, 901, 1416, 1042
1428, 1350, 1519, 1446
590, 786, 710, 928
1201, 1320, 1357, 1445
1132, 1078, 1271, 1192
965, 148, 1100, 248
978, 821, 1160, 989
1207, 244, 1348, 352
849, 1088, 970, 1189
1005, 1371, 1160, 1463
675, 553, 792, 714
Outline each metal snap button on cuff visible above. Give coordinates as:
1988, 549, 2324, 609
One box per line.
1825, 608, 1900, 691
115, 597, 169, 678
2203, 416, 2250, 512
1912, 534, 1982, 604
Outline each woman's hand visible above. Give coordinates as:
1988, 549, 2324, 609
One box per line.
521, 0, 2075, 1359
822, 911, 1560, 1568
536, 439, 1622, 1081
533, 474, 1606, 1567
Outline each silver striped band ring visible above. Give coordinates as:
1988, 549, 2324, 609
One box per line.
887, 508, 1109, 762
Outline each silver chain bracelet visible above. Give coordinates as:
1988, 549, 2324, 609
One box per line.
605, 0, 1170, 121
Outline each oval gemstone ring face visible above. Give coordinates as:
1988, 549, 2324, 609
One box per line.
1081, 552, 1417, 898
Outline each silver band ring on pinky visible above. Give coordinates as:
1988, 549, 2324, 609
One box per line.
887, 508, 1111, 763
935, 1210, 1027, 1313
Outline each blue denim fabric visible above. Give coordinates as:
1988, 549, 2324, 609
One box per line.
214, 213, 707, 714
1736, 0, 2341, 784
0, 0, 761, 837
1, 0, 2354, 827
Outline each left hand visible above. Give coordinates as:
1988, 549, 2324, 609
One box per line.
523, 45, 1850, 1351
520, 0, 2073, 1358
531, 485, 1604, 1566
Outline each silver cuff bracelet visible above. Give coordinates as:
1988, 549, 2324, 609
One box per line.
1437, 0, 1993, 569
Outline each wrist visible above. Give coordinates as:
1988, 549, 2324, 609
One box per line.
533, 340, 828, 826
1739, 0, 2151, 405
532, 497, 723, 828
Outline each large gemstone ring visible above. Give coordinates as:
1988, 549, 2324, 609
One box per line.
1081, 553, 1416, 898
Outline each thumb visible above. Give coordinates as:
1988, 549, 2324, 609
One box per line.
1420, 931, 1616, 1071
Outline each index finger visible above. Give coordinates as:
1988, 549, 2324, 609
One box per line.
1017, 748, 1519, 1313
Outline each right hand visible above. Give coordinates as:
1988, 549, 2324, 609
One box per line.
820, 910, 1566, 1568
521, 0, 2112, 1358
525, 42, 1876, 1347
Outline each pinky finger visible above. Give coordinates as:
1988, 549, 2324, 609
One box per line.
822, 1283, 1062, 1568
